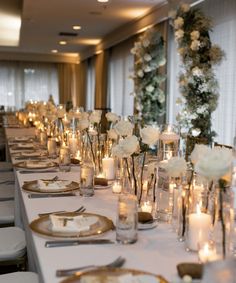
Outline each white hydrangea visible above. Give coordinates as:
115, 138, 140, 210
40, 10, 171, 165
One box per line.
174, 17, 184, 29
190, 31, 200, 41
175, 30, 184, 41
190, 40, 200, 51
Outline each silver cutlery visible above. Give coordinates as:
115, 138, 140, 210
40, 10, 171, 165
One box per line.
46, 239, 115, 248
28, 192, 76, 198
38, 205, 86, 217
19, 170, 58, 174
56, 256, 125, 277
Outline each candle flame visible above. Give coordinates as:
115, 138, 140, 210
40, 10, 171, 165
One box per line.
196, 203, 201, 215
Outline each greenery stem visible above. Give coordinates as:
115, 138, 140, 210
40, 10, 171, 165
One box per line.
139, 151, 146, 204
132, 155, 138, 196
219, 187, 226, 258
86, 130, 96, 168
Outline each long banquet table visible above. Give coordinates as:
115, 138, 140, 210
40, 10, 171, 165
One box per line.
7, 134, 197, 283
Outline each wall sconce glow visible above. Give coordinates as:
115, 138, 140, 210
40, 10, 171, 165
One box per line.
51, 49, 58, 53
59, 41, 67, 45
77, 38, 101, 45
0, 12, 21, 46
97, 0, 109, 2
73, 25, 81, 30
119, 8, 148, 19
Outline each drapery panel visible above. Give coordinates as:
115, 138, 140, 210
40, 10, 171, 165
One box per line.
167, 0, 236, 146
0, 61, 58, 109
75, 61, 87, 109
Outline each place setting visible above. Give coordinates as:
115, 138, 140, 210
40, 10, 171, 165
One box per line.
14, 160, 58, 171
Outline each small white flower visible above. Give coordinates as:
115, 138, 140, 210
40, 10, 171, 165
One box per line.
137, 70, 144, 78
190, 40, 200, 51
119, 135, 139, 157
89, 110, 102, 124
158, 92, 165, 104
105, 112, 119, 123
114, 120, 134, 137
190, 144, 210, 164
175, 29, 184, 41
140, 126, 160, 146
146, 85, 154, 92
195, 147, 233, 180
144, 66, 152, 73
192, 67, 203, 77
174, 17, 184, 29
144, 53, 152, 62
190, 31, 200, 41
143, 39, 150, 48
181, 3, 190, 13
191, 128, 201, 137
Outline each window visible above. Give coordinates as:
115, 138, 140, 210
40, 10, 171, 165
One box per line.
0, 61, 59, 110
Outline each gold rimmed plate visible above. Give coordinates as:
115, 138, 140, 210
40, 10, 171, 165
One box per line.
60, 267, 169, 283
23, 180, 80, 194
30, 212, 115, 239
14, 160, 57, 170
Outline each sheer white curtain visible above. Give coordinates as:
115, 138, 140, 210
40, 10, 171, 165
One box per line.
0, 61, 58, 109
168, 0, 236, 145
108, 38, 134, 116
86, 57, 95, 111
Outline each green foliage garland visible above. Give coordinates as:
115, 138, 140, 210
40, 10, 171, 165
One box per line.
170, 3, 224, 143
131, 27, 166, 125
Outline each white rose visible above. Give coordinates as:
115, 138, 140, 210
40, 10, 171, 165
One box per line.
144, 53, 152, 62
195, 147, 233, 180
146, 85, 154, 92
107, 128, 118, 140
181, 3, 190, 12
140, 126, 160, 146
89, 110, 102, 124
114, 120, 134, 137
190, 144, 206, 164
191, 128, 201, 137
143, 39, 150, 48
78, 119, 89, 131
105, 112, 119, 123
192, 67, 203, 77
144, 66, 152, 73
190, 40, 200, 51
175, 29, 184, 41
174, 17, 184, 29
119, 135, 139, 157
162, 157, 187, 178
137, 70, 144, 78
190, 31, 200, 41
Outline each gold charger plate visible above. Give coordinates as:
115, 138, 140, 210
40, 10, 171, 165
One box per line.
22, 180, 80, 194
30, 212, 115, 238
14, 160, 57, 170
60, 267, 169, 283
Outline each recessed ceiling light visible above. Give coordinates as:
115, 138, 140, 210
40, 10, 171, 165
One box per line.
59, 40, 67, 45
97, 0, 109, 2
73, 25, 81, 30
51, 49, 58, 53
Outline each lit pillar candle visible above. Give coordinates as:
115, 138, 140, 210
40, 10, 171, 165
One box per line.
102, 157, 115, 180
112, 181, 122, 194
188, 205, 211, 251
141, 201, 153, 213
198, 242, 218, 263
69, 135, 78, 156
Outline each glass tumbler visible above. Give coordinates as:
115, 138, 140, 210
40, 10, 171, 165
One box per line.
116, 194, 138, 244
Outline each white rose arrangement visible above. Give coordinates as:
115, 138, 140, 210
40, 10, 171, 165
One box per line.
140, 126, 160, 146
105, 112, 119, 123
161, 157, 187, 178
114, 120, 134, 137
89, 110, 102, 124
190, 144, 210, 165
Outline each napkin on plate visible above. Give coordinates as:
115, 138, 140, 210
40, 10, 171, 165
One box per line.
80, 274, 160, 283
49, 214, 98, 233
37, 180, 71, 191
25, 161, 51, 168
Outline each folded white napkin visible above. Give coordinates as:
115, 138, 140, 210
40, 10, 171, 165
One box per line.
80, 274, 160, 283
49, 214, 98, 233
25, 161, 51, 168
37, 180, 71, 191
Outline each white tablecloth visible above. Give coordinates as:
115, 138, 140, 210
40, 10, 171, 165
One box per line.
15, 170, 197, 283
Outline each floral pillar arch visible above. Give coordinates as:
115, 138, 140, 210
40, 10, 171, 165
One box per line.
131, 27, 166, 126
169, 3, 224, 154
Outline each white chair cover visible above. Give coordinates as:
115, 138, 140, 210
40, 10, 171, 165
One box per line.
0, 200, 14, 223
0, 227, 26, 260
0, 184, 14, 200
0, 272, 39, 283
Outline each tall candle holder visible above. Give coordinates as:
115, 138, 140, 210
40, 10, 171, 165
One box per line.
158, 124, 180, 161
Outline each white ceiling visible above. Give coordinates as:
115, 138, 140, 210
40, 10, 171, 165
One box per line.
0, 0, 164, 57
